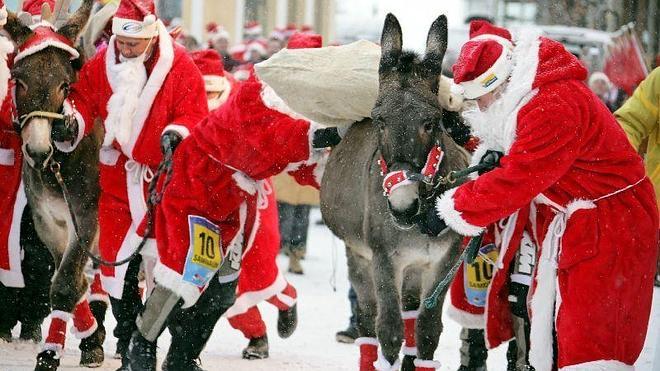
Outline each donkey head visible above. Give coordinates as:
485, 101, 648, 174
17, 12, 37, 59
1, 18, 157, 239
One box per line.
372, 14, 451, 226
7, 0, 92, 169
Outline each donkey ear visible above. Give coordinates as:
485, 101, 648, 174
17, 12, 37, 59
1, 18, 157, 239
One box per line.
381, 13, 402, 57
4, 12, 34, 46
56, 0, 93, 44
425, 15, 448, 67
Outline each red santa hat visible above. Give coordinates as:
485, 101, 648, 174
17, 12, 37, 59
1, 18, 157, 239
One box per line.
112, 0, 158, 39
284, 23, 297, 38
287, 32, 322, 49
452, 20, 514, 99
14, 24, 79, 62
191, 49, 228, 93
207, 22, 230, 43
0, 0, 6, 27
22, 0, 55, 16
300, 24, 313, 33
244, 20, 262, 37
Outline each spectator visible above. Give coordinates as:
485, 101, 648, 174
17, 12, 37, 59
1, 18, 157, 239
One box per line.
589, 71, 627, 112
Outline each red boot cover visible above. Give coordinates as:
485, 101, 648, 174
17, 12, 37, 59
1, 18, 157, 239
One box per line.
414, 359, 442, 371
227, 306, 267, 339
88, 271, 109, 303
44, 311, 71, 352
355, 337, 378, 371
402, 310, 418, 356
71, 300, 98, 339
266, 281, 297, 311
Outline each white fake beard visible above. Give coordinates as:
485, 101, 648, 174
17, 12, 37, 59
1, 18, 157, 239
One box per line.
103, 53, 148, 147
0, 35, 13, 103
461, 84, 515, 152
207, 96, 222, 111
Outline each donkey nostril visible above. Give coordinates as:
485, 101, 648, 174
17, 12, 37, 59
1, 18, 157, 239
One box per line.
25, 144, 53, 167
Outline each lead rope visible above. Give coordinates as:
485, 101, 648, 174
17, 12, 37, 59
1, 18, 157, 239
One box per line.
49, 150, 174, 267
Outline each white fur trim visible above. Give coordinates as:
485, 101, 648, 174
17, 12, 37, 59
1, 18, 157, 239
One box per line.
401, 345, 417, 356
232, 171, 257, 195
203, 75, 228, 92
0, 6, 7, 26
152, 261, 202, 308
105, 20, 174, 158
42, 342, 63, 353
0, 181, 26, 288
14, 39, 79, 63
401, 310, 420, 320
446, 299, 485, 329
275, 291, 297, 307
112, 16, 159, 38
311, 150, 329, 185
459, 45, 512, 99
224, 270, 287, 318
50, 310, 72, 322
71, 320, 98, 340
374, 349, 401, 371
87, 293, 110, 304
355, 337, 379, 346
259, 81, 308, 121
53, 99, 86, 153
413, 359, 442, 369
560, 360, 633, 370
0, 147, 13, 166
162, 124, 190, 139
435, 188, 484, 236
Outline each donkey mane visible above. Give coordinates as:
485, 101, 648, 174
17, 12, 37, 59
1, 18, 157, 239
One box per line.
380, 50, 443, 94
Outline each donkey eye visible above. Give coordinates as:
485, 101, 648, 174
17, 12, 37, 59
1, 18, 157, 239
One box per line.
60, 82, 70, 95
423, 121, 435, 133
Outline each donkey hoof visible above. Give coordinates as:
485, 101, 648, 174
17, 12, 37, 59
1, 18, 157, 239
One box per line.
80, 346, 104, 368
35, 350, 60, 371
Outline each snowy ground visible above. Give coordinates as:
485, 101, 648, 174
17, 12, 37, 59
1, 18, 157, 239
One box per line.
1, 208, 659, 370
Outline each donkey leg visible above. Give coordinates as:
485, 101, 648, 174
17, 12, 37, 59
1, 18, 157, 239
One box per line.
346, 248, 379, 371
414, 239, 462, 371
372, 250, 404, 370
401, 269, 422, 371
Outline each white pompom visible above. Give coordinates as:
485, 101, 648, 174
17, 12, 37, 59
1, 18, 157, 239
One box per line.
143, 14, 156, 25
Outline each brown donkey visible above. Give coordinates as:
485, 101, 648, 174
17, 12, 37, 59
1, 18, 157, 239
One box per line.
4, 1, 105, 370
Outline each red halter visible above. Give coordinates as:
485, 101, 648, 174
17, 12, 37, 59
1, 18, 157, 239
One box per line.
379, 145, 444, 197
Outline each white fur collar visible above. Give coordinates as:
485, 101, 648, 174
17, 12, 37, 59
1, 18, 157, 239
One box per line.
0, 36, 13, 105
462, 29, 542, 154
104, 20, 174, 159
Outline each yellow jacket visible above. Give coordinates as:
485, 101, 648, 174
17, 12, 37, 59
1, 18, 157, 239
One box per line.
615, 67, 660, 210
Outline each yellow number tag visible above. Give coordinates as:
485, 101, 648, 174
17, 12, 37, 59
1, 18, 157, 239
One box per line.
191, 222, 222, 270
464, 243, 499, 307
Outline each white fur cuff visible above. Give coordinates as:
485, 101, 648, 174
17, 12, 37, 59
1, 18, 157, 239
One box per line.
162, 124, 190, 139
436, 188, 484, 236
355, 337, 379, 346
446, 300, 485, 329
414, 359, 442, 369
152, 262, 202, 308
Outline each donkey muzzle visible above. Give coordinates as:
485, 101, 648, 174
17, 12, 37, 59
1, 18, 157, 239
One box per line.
21, 117, 54, 169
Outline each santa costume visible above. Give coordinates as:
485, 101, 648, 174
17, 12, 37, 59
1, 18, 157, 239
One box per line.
431, 20, 658, 370
190, 48, 234, 110
67, 0, 207, 363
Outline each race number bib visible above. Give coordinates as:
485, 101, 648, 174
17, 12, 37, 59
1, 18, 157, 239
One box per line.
464, 243, 499, 307
182, 216, 223, 288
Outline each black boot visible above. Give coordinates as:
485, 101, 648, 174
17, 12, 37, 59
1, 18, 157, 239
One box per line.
335, 324, 358, 343
79, 326, 105, 367
35, 350, 60, 371
457, 328, 488, 371
162, 357, 206, 371
127, 331, 157, 371
277, 304, 298, 338
241, 335, 269, 360
0, 328, 11, 342
19, 322, 42, 342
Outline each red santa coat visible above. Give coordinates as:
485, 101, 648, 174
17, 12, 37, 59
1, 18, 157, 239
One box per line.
437, 32, 659, 370
69, 22, 208, 298
153, 76, 323, 307
0, 86, 27, 288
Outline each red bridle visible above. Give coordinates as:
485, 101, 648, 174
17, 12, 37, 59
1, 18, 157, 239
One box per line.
379, 145, 445, 197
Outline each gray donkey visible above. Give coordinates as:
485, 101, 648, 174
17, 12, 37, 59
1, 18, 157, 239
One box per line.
5, 1, 105, 370
321, 14, 469, 370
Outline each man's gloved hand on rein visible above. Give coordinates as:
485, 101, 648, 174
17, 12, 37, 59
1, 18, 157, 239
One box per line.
312, 127, 343, 148
478, 150, 504, 175
161, 131, 183, 156
51, 114, 79, 143
416, 206, 447, 237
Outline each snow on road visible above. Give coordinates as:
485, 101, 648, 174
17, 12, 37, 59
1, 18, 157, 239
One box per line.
1, 208, 659, 370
